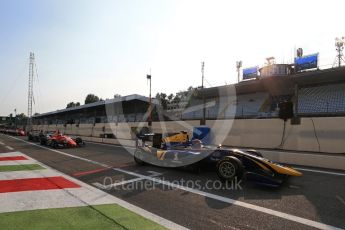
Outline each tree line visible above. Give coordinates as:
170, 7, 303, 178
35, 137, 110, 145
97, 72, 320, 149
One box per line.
66, 87, 196, 110
66, 94, 121, 108
155, 86, 196, 110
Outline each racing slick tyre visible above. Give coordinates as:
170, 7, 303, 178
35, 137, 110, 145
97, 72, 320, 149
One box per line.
216, 157, 244, 182
51, 140, 58, 149
75, 138, 85, 147
40, 139, 47, 145
77, 142, 86, 147
133, 149, 146, 166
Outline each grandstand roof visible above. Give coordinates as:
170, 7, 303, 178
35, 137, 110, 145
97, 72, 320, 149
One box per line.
34, 94, 158, 118
292, 66, 345, 86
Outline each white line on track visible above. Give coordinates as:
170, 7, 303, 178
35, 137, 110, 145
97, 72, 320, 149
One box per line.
93, 178, 144, 190
8, 135, 343, 230
5, 146, 14, 150
0, 141, 4, 145
93, 171, 163, 190
6, 136, 187, 230
336, 195, 345, 206
0, 159, 35, 166
294, 167, 345, 177
85, 141, 136, 150
0, 168, 61, 180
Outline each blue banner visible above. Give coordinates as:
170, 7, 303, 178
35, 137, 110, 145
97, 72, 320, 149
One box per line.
243, 66, 258, 80
295, 53, 318, 72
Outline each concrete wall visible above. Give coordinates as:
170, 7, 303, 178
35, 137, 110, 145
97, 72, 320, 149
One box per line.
208, 117, 345, 153
31, 117, 345, 154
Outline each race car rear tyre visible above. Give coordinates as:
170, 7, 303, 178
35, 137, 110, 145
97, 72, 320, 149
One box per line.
216, 157, 243, 182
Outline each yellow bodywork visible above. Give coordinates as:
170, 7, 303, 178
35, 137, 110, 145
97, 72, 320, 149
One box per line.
162, 132, 189, 144
269, 163, 303, 176
255, 159, 302, 176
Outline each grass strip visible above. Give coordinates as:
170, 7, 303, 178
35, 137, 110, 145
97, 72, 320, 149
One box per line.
0, 164, 45, 172
0, 204, 166, 230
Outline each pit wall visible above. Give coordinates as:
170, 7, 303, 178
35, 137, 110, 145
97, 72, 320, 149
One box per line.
32, 117, 345, 154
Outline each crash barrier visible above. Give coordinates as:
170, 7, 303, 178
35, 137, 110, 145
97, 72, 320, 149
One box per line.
31, 117, 345, 154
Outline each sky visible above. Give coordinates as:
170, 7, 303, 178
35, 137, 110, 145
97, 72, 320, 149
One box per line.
0, 0, 344, 116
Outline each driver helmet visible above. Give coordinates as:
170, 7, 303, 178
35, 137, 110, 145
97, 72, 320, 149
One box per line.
191, 139, 202, 149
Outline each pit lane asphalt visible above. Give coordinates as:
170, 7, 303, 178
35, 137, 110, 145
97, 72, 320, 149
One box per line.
1, 134, 344, 230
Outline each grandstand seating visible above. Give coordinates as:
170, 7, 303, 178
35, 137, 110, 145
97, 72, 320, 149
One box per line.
234, 92, 268, 118
298, 83, 345, 114
181, 92, 268, 119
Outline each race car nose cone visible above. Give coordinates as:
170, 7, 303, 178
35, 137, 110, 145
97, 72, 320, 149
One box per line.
269, 163, 303, 176
280, 166, 303, 177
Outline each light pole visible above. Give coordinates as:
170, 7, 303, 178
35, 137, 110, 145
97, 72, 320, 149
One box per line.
147, 74, 152, 126
236, 61, 242, 83
14, 109, 17, 128
201, 62, 206, 125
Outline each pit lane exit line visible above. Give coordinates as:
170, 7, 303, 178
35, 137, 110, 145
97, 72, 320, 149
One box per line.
7, 135, 343, 230
5, 146, 14, 151
93, 171, 163, 190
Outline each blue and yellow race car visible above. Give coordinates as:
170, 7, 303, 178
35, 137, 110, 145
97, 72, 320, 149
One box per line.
134, 129, 302, 187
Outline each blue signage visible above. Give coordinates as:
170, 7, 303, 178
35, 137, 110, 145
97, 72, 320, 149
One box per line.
295, 53, 318, 72
243, 66, 258, 80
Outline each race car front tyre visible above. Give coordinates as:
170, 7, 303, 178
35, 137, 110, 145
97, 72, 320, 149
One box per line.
77, 141, 86, 147
216, 157, 244, 182
78, 142, 86, 147
51, 140, 58, 149
75, 138, 85, 147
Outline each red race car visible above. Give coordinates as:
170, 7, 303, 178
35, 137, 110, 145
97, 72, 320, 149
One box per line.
16, 129, 26, 136
40, 131, 85, 148
0, 128, 25, 136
